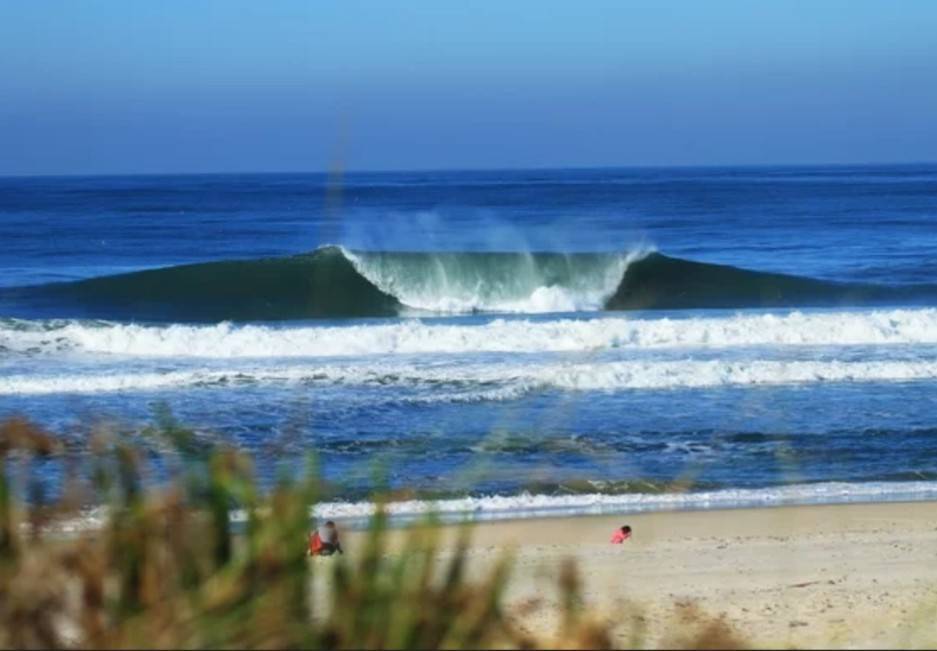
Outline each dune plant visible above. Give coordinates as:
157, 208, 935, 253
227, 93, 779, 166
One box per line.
0, 416, 628, 649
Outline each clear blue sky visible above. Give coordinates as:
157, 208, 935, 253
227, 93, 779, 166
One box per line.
2, 1, 936, 175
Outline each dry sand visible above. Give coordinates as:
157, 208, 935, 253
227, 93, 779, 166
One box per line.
339, 501, 937, 648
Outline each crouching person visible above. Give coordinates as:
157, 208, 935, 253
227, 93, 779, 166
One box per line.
309, 520, 344, 556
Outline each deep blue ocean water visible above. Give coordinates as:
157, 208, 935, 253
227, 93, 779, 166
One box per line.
3, 164, 937, 518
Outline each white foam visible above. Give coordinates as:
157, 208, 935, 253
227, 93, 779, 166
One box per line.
5, 308, 937, 359
310, 480, 937, 523
341, 247, 644, 314
4, 358, 937, 396
54, 480, 937, 533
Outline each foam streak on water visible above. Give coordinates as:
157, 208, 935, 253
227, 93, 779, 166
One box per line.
4, 358, 937, 397
59, 480, 937, 533
4, 308, 937, 358
310, 480, 937, 523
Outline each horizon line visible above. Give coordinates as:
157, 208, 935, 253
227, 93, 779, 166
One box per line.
2, 159, 936, 181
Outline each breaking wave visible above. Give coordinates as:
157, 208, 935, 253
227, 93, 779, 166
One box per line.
1, 246, 936, 321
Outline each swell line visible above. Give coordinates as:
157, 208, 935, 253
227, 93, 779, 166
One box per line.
1, 246, 936, 322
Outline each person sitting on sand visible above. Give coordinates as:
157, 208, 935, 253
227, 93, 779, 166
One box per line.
309, 520, 344, 556
611, 524, 632, 544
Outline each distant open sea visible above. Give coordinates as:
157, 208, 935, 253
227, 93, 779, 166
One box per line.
4, 164, 937, 521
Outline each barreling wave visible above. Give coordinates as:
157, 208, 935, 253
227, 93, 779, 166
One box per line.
343, 248, 638, 313
2, 246, 936, 321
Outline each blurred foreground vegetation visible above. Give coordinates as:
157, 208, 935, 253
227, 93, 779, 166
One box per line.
0, 416, 745, 649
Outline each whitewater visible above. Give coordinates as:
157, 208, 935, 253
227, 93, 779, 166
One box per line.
4, 308, 937, 358
342, 246, 646, 313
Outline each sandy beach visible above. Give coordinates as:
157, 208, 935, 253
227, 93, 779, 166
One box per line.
337, 501, 937, 648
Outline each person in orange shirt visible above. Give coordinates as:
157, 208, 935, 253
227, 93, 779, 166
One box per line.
611, 524, 632, 544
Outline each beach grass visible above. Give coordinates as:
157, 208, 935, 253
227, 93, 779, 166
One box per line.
0, 416, 600, 648
0, 415, 761, 649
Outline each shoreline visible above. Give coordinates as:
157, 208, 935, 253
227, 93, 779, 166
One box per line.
56, 484, 937, 536
311, 479, 937, 529
337, 500, 937, 648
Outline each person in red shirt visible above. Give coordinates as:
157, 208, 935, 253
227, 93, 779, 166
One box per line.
309, 520, 344, 556
611, 524, 632, 544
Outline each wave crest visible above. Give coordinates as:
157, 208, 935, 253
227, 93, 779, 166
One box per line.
342, 247, 645, 313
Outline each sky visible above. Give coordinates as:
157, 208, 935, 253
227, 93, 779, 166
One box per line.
1, 1, 937, 175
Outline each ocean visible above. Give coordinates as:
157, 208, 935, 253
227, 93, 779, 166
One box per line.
3, 164, 937, 522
